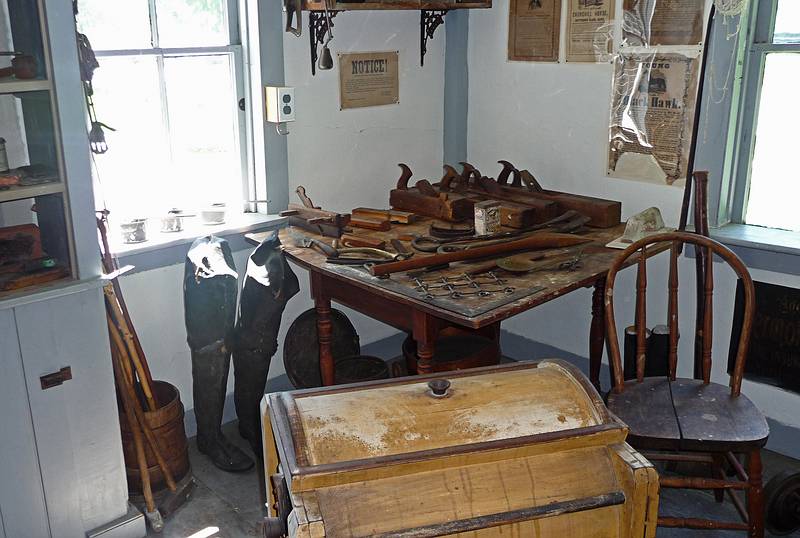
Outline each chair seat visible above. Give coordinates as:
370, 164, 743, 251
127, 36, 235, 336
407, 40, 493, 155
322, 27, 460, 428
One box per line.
607, 377, 769, 452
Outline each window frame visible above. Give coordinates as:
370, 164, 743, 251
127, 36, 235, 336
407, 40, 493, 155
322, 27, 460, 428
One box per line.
725, 0, 800, 226
87, 0, 256, 215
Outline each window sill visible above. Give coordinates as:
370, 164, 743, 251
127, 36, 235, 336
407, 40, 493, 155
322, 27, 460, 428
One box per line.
710, 223, 800, 276
114, 213, 286, 274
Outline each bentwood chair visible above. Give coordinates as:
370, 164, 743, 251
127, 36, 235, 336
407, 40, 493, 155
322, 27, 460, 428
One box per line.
604, 231, 769, 537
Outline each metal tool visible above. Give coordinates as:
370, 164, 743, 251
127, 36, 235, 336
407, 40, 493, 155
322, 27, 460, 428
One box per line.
289, 230, 338, 257
283, 0, 302, 36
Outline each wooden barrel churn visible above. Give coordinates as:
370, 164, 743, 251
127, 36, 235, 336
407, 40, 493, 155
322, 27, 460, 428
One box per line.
120, 381, 191, 493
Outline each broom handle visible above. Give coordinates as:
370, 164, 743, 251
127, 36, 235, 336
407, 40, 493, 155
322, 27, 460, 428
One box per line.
111, 348, 157, 514
110, 336, 178, 492
105, 285, 158, 411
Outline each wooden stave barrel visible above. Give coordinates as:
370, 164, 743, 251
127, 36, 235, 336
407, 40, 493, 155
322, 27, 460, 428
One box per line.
120, 380, 191, 493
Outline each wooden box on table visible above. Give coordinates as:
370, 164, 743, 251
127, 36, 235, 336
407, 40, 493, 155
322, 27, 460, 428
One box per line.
261, 360, 659, 537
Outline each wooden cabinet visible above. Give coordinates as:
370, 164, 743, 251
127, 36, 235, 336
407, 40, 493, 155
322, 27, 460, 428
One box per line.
0, 0, 101, 299
0, 286, 139, 537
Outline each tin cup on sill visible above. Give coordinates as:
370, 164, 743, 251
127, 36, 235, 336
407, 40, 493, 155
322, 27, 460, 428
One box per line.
120, 218, 148, 244
201, 203, 227, 225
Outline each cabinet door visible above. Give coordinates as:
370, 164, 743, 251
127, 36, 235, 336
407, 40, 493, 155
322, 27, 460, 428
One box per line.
14, 288, 128, 536
0, 308, 51, 537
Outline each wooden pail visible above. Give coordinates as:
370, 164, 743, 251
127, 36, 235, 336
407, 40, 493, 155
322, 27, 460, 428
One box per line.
120, 381, 191, 493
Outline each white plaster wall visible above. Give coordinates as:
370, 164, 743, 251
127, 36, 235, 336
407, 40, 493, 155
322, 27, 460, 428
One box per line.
282, 10, 446, 213
466, 0, 800, 435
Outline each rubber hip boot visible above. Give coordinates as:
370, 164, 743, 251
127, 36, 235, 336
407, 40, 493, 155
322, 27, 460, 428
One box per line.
234, 232, 299, 456
184, 236, 253, 472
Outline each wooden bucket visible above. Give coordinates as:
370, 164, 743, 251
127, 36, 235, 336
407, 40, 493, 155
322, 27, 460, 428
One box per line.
120, 381, 191, 493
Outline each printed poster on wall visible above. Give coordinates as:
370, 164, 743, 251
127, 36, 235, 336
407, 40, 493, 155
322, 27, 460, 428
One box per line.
508, 0, 562, 62
566, 0, 615, 62
622, 0, 706, 46
607, 52, 700, 185
338, 51, 399, 110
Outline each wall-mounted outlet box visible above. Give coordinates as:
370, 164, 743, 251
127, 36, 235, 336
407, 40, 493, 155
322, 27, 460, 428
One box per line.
265, 86, 295, 123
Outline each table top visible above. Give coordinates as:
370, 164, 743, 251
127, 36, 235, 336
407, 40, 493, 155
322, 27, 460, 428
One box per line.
247, 218, 664, 328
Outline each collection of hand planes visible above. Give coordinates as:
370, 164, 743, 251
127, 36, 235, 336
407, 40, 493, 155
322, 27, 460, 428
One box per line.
280, 160, 622, 278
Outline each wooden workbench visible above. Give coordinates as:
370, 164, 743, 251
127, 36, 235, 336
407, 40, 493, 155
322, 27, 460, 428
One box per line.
248, 219, 665, 390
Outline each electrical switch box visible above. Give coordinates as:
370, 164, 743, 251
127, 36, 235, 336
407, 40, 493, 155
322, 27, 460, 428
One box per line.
265, 86, 295, 123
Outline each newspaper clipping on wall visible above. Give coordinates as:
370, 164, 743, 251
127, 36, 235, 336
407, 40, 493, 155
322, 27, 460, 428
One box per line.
608, 52, 700, 185
339, 51, 399, 110
565, 0, 615, 62
508, 0, 562, 62
622, 0, 706, 46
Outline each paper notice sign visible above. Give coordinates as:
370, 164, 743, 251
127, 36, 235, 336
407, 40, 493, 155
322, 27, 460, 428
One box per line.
508, 0, 562, 62
339, 51, 399, 110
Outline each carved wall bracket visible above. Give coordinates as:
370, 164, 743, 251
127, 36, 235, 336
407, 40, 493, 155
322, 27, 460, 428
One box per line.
309, 10, 339, 75
420, 10, 447, 66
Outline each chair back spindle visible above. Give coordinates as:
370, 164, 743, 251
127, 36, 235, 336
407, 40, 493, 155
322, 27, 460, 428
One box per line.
605, 232, 755, 396
635, 246, 648, 382
667, 242, 679, 380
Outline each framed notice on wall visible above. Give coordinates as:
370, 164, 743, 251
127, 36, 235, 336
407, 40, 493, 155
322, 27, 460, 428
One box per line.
508, 0, 561, 62
338, 51, 400, 110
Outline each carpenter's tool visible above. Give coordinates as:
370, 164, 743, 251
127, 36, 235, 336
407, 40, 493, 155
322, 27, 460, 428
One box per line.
370, 233, 591, 277
429, 223, 474, 239
283, 0, 302, 36
496, 248, 586, 274
437, 214, 590, 253
411, 210, 585, 253
352, 207, 419, 224
325, 247, 406, 265
389, 164, 473, 221
350, 216, 391, 231
280, 186, 350, 238
390, 238, 413, 258
337, 234, 386, 249
289, 230, 338, 257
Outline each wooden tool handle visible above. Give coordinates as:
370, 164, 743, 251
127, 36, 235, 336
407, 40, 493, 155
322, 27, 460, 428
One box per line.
369, 233, 590, 277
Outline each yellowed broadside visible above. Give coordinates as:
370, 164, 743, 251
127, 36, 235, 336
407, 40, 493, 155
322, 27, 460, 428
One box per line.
338, 51, 399, 110
508, 0, 562, 62
623, 0, 706, 46
608, 52, 700, 185
566, 0, 615, 62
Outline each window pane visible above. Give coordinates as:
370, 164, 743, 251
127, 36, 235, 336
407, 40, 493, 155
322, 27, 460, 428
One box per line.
774, 0, 800, 44
156, 0, 228, 47
744, 53, 800, 231
163, 54, 241, 209
76, 0, 152, 50
89, 56, 172, 219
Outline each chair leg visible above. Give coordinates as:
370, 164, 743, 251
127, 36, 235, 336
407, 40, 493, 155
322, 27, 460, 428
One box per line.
712, 454, 725, 503
747, 449, 764, 538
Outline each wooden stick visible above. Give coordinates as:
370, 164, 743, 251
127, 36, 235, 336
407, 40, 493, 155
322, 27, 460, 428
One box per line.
110, 336, 177, 492
635, 246, 647, 382
111, 347, 157, 514
104, 285, 158, 411
369, 233, 590, 277
667, 242, 680, 380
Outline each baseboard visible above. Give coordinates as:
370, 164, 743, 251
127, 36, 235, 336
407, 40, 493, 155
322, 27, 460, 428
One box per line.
86, 503, 145, 538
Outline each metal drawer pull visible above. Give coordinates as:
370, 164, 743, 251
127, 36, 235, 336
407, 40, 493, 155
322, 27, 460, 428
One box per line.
40, 366, 72, 390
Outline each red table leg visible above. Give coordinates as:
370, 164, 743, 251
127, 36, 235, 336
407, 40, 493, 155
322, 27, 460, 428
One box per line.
589, 279, 606, 392
413, 311, 438, 375
310, 273, 336, 386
